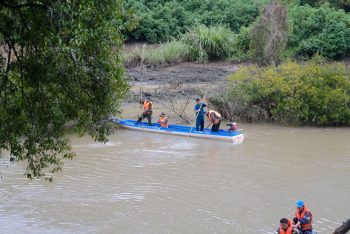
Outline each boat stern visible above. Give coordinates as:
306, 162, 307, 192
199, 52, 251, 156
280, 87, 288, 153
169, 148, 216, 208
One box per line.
232, 134, 244, 144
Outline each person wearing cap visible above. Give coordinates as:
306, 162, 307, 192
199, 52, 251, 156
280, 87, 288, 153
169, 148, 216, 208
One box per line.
157, 112, 169, 128
293, 200, 313, 234
136, 96, 153, 126
194, 97, 207, 132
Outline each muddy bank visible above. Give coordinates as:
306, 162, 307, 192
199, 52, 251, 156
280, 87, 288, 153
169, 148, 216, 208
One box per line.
125, 62, 238, 101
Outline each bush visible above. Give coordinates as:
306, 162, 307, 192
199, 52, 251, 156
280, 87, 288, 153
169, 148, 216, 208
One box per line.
288, 3, 350, 59
181, 25, 235, 62
125, 25, 237, 64
229, 26, 252, 62
212, 57, 350, 126
125, 0, 266, 43
144, 40, 189, 64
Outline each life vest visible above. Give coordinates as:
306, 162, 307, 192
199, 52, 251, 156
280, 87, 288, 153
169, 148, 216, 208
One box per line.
207, 110, 221, 125
296, 206, 313, 231
143, 100, 152, 111
159, 116, 168, 128
279, 219, 293, 234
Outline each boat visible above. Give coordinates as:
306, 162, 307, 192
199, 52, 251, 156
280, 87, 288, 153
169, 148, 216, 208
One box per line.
112, 119, 244, 144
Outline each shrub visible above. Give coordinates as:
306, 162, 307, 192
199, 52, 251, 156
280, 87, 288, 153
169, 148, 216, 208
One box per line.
181, 24, 235, 62
230, 26, 252, 62
212, 57, 350, 126
288, 3, 350, 59
124, 41, 189, 66
125, 0, 266, 43
144, 40, 189, 64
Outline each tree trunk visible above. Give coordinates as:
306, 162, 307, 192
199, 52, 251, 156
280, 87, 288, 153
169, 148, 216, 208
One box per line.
333, 219, 350, 234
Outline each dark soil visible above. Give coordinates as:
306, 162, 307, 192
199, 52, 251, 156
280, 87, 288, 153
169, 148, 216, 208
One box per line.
125, 62, 239, 101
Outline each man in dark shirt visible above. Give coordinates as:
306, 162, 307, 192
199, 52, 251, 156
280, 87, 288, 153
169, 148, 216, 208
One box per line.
194, 98, 207, 132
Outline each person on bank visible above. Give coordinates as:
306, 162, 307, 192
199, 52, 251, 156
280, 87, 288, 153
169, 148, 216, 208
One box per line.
293, 200, 313, 234
207, 110, 222, 132
157, 112, 169, 128
276, 218, 298, 234
194, 97, 207, 132
136, 96, 153, 126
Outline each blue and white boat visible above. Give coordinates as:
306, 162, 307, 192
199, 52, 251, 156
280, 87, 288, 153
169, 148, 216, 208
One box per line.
112, 119, 244, 144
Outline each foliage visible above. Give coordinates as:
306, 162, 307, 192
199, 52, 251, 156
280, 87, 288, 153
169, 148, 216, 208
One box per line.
125, 25, 236, 64
250, 0, 289, 65
230, 26, 252, 62
0, 0, 131, 178
297, 0, 350, 11
181, 25, 235, 62
213, 57, 350, 126
125, 41, 189, 65
288, 3, 350, 58
125, 0, 266, 43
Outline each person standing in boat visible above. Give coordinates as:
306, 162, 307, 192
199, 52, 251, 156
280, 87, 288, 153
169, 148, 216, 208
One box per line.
207, 110, 222, 132
157, 112, 169, 128
136, 96, 153, 126
293, 200, 313, 234
194, 97, 207, 132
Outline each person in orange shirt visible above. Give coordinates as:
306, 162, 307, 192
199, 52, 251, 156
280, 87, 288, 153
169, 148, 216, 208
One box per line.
157, 112, 169, 128
206, 110, 221, 132
293, 200, 313, 234
276, 218, 298, 234
136, 96, 153, 126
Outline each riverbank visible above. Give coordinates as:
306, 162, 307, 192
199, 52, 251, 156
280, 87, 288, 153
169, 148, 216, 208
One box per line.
125, 61, 239, 102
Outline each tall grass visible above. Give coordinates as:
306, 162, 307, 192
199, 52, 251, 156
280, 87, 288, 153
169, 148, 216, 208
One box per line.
124, 24, 237, 65
144, 40, 189, 64
181, 24, 235, 62
124, 41, 189, 66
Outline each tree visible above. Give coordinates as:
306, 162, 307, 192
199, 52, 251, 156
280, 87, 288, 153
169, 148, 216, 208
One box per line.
0, 0, 133, 179
250, 0, 288, 66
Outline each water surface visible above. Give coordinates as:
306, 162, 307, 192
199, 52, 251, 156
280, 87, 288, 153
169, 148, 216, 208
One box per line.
1, 123, 349, 233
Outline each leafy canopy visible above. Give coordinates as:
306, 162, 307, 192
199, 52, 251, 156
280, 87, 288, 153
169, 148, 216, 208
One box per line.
0, 0, 133, 179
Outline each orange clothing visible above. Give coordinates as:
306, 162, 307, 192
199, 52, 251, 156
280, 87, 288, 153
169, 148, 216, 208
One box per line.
296, 206, 313, 231
207, 110, 221, 125
143, 100, 152, 111
158, 116, 168, 128
279, 219, 293, 234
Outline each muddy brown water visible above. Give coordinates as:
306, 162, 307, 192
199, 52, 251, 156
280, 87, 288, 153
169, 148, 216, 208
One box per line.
1, 116, 350, 234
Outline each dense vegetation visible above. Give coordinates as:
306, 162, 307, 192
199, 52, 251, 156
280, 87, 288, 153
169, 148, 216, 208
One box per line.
125, 25, 235, 64
0, 0, 132, 179
125, 0, 266, 43
125, 0, 350, 63
210, 57, 350, 126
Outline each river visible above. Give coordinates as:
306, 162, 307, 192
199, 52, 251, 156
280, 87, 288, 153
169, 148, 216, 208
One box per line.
1, 120, 349, 234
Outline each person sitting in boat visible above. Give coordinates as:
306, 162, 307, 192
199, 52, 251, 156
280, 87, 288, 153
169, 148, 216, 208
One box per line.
276, 218, 299, 234
293, 200, 313, 234
157, 112, 169, 128
194, 97, 207, 132
206, 110, 221, 132
136, 96, 153, 126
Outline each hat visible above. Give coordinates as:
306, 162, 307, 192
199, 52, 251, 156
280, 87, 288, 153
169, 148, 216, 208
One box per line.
160, 112, 166, 116
296, 200, 305, 208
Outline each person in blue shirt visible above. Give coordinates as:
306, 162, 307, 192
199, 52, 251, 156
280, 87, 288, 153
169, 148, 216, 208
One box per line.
194, 97, 207, 132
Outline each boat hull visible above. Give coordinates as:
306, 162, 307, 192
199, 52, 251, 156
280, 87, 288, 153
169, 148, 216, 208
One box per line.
112, 119, 244, 144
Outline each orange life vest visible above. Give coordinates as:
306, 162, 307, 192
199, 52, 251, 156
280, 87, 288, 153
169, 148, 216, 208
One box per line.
207, 110, 221, 125
296, 206, 312, 231
279, 219, 293, 234
159, 116, 168, 128
143, 100, 152, 111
